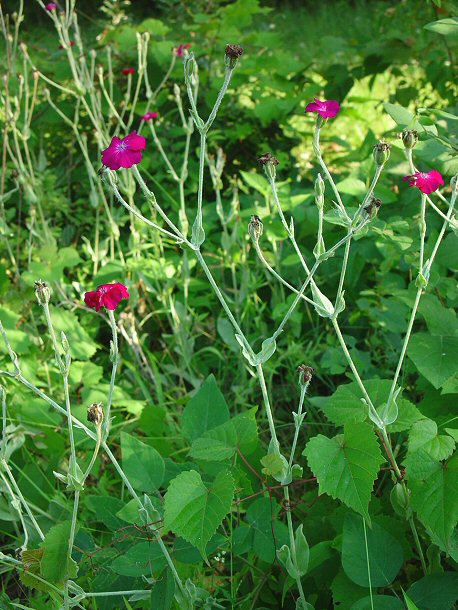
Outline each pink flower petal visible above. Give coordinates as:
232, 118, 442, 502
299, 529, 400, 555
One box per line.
402, 170, 444, 194
123, 131, 146, 151
84, 290, 102, 312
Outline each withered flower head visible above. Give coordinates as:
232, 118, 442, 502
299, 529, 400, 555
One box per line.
364, 197, 382, 219
87, 402, 104, 427
34, 279, 51, 305
248, 215, 264, 242
401, 129, 418, 150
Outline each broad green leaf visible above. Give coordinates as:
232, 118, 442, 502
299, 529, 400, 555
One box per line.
150, 567, 175, 610
383, 103, 416, 127
51, 308, 96, 361
342, 513, 403, 587
405, 451, 458, 552
182, 375, 229, 442
240, 170, 270, 196
110, 542, 167, 577
407, 573, 458, 610
408, 419, 455, 461
121, 432, 165, 492
424, 18, 458, 37
41, 521, 78, 584
418, 295, 458, 336
407, 334, 458, 388
20, 549, 53, 594
245, 497, 289, 562
303, 423, 384, 520
335, 178, 367, 197
189, 408, 258, 461
350, 596, 404, 610
164, 470, 234, 562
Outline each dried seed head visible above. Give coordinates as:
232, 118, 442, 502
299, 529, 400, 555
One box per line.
401, 129, 418, 150
34, 279, 51, 305
364, 196, 382, 219
87, 402, 104, 427
248, 215, 264, 242
373, 141, 391, 167
225, 44, 244, 69
257, 152, 279, 180
297, 364, 314, 391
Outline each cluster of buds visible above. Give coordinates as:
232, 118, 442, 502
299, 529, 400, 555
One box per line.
364, 196, 382, 219
248, 215, 263, 243
257, 152, 279, 181
87, 402, 104, 427
225, 44, 244, 69
34, 280, 51, 305
373, 141, 391, 167
400, 129, 418, 149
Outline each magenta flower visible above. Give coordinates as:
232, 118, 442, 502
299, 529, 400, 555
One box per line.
141, 112, 158, 122
402, 170, 444, 195
305, 98, 341, 119
101, 131, 146, 171
175, 43, 191, 57
84, 283, 129, 312
122, 67, 135, 75
45, 3, 57, 10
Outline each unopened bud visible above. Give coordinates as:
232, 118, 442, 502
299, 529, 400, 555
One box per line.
401, 129, 418, 150
225, 44, 244, 69
87, 402, 104, 427
363, 197, 382, 219
34, 279, 51, 305
257, 152, 278, 181
248, 215, 263, 242
450, 174, 458, 192
373, 141, 391, 167
315, 174, 325, 207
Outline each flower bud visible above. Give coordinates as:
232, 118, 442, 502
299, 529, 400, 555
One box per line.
34, 279, 51, 305
225, 44, 244, 69
257, 152, 279, 181
314, 173, 325, 208
401, 129, 418, 150
373, 141, 391, 167
363, 197, 382, 219
450, 174, 458, 192
248, 215, 263, 242
87, 402, 104, 427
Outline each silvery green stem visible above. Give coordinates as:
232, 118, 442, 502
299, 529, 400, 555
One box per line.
313, 120, 350, 223
288, 384, 307, 469
64, 490, 80, 610
1, 458, 45, 541
269, 177, 316, 285
386, 186, 456, 413
419, 193, 427, 271
195, 250, 255, 360
131, 166, 189, 245
1, 386, 6, 460
0, 469, 30, 549
204, 68, 233, 132
148, 121, 180, 181
107, 174, 184, 244
0, 369, 97, 442
256, 364, 279, 448
104, 310, 118, 440
42, 302, 76, 465
331, 318, 383, 427
283, 485, 307, 608
102, 443, 188, 602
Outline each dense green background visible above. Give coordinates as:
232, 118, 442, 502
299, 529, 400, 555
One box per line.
1, 0, 457, 608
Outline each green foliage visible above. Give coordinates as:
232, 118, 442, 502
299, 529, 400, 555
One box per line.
304, 423, 384, 521
342, 513, 404, 587
1, 0, 458, 607
164, 469, 234, 562
121, 432, 165, 492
